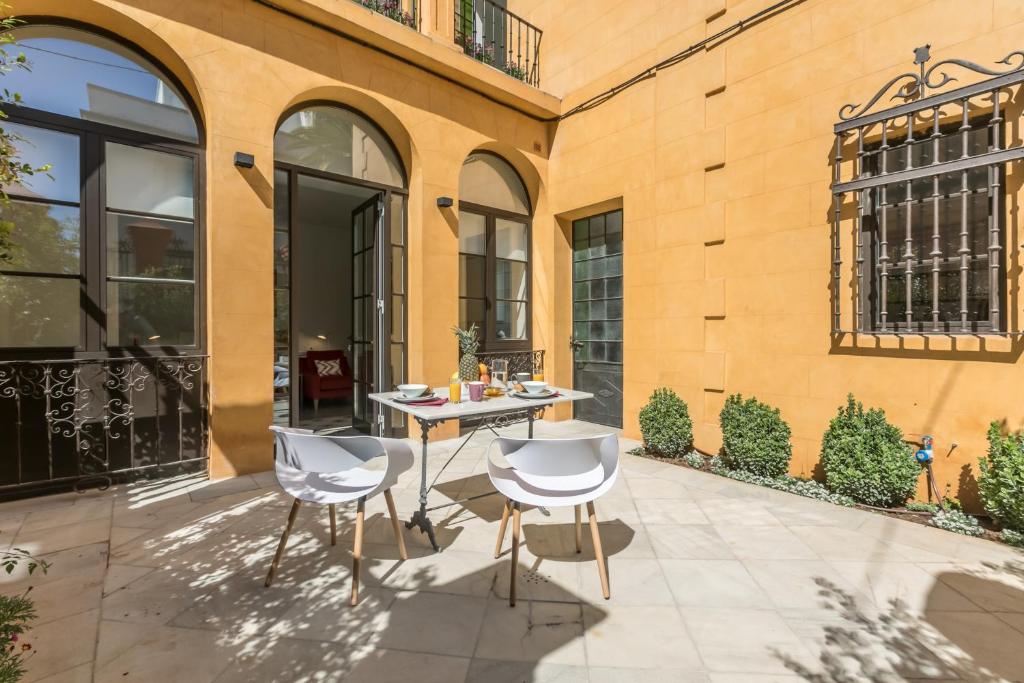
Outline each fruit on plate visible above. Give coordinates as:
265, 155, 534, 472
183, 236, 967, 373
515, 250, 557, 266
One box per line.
478, 362, 488, 376
481, 373, 491, 384
484, 387, 503, 397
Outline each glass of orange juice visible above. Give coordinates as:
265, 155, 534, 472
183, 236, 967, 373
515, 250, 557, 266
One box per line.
448, 375, 462, 403
532, 354, 544, 382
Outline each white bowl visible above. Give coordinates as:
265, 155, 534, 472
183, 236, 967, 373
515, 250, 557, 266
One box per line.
521, 381, 548, 395
397, 384, 428, 398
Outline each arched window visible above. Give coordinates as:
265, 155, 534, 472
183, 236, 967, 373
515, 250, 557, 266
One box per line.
0, 24, 202, 352
458, 152, 531, 349
275, 106, 404, 188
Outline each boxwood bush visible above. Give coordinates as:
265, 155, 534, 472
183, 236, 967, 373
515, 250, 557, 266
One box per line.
719, 394, 792, 477
978, 422, 1024, 533
820, 395, 919, 508
638, 388, 693, 457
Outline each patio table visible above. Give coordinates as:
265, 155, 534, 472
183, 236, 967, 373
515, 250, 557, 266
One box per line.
369, 386, 594, 551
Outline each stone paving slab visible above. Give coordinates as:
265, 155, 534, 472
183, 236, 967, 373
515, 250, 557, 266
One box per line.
0, 419, 1021, 682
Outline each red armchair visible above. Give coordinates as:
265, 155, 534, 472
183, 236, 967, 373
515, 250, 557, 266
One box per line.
299, 350, 354, 415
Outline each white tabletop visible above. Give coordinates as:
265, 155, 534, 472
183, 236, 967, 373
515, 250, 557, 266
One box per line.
369, 386, 593, 422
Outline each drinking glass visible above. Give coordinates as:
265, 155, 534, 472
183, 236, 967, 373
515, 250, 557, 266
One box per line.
491, 358, 508, 388
532, 354, 545, 382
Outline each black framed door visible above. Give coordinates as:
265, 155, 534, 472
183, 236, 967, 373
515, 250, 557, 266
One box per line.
571, 209, 623, 428
274, 163, 407, 436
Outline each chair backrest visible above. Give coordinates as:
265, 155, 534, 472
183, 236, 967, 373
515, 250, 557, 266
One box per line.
269, 426, 388, 474
299, 350, 351, 376
491, 433, 619, 485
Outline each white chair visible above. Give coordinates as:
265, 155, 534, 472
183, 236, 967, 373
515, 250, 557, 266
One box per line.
488, 434, 619, 606
265, 426, 414, 605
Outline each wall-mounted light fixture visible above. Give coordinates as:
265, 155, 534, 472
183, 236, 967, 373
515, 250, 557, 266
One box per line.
436, 196, 453, 208
234, 152, 255, 168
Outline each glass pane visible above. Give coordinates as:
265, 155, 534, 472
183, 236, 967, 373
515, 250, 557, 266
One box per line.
274, 288, 289, 346
496, 259, 527, 300
8, 25, 198, 142
107, 281, 194, 346
459, 153, 529, 214
0, 275, 79, 347
106, 212, 194, 280
459, 212, 486, 255
495, 300, 526, 340
274, 231, 289, 287
496, 219, 528, 261
390, 344, 406, 430
606, 210, 623, 234
1, 123, 80, 202
275, 106, 404, 187
459, 254, 486, 297
0, 201, 79, 274
460, 298, 485, 333
390, 193, 404, 245
105, 143, 195, 218
274, 169, 289, 231
573, 218, 589, 245
391, 295, 404, 342
391, 246, 404, 294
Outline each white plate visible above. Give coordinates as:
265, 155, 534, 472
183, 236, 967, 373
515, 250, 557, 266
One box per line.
510, 390, 556, 400
394, 392, 438, 404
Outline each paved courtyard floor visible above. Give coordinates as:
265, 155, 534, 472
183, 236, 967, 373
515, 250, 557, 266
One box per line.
2, 419, 1023, 682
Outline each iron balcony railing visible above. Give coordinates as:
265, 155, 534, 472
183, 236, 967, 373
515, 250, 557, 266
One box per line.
356, 0, 420, 30
477, 348, 544, 379
454, 0, 542, 87
0, 355, 208, 497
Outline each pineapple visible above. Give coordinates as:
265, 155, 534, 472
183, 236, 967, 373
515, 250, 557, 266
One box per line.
452, 324, 481, 381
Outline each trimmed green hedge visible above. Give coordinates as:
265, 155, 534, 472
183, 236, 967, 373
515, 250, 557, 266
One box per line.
820, 395, 919, 507
638, 388, 693, 457
719, 394, 792, 478
979, 422, 1024, 533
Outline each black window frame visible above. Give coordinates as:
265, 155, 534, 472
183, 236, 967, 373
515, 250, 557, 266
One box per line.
458, 199, 533, 352
0, 20, 205, 360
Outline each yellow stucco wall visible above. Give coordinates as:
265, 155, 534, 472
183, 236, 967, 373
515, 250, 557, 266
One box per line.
516, 0, 1024, 505
16, 0, 1024, 506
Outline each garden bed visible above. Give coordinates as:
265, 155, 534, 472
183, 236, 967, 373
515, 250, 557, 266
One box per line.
628, 447, 1021, 549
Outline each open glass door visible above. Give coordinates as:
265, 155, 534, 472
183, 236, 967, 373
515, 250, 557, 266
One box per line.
351, 192, 407, 436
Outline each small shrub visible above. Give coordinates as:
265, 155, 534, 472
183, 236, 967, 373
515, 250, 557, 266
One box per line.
930, 509, 984, 537
905, 501, 940, 513
820, 395, 919, 508
638, 388, 693, 457
626, 446, 645, 457
682, 451, 705, 469
1001, 528, 1024, 548
0, 592, 35, 682
978, 422, 1024, 533
719, 394, 792, 477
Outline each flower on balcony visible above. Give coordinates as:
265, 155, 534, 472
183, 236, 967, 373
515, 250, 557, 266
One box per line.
456, 35, 495, 66
360, 0, 417, 29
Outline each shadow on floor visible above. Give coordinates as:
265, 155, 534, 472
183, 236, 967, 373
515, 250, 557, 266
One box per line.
773, 560, 1024, 682
97, 485, 609, 682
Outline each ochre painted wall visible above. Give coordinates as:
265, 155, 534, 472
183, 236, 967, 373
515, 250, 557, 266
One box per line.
516, 0, 1024, 506
17, 0, 1024, 507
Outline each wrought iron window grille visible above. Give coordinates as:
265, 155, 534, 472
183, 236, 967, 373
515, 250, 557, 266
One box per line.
831, 46, 1024, 336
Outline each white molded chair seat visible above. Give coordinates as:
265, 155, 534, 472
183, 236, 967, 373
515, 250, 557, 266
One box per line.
487, 434, 619, 605
265, 426, 413, 605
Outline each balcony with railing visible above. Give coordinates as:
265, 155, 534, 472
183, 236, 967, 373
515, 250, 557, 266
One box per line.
454, 0, 542, 87
354, 0, 420, 30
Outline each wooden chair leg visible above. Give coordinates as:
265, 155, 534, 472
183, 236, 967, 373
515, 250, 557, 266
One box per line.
329, 504, 337, 546
587, 501, 610, 600
574, 504, 582, 554
509, 502, 521, 607
494, 498, 511, 558
383, 488, 407, 560
350, 496, 366, 606
265, 499, 301, 587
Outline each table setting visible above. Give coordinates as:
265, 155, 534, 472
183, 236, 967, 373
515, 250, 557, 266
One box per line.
369, 362, 593, 551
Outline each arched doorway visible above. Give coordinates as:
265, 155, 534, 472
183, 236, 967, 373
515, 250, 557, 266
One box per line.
0, 23, 206, 491
273, 104, 407, 435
